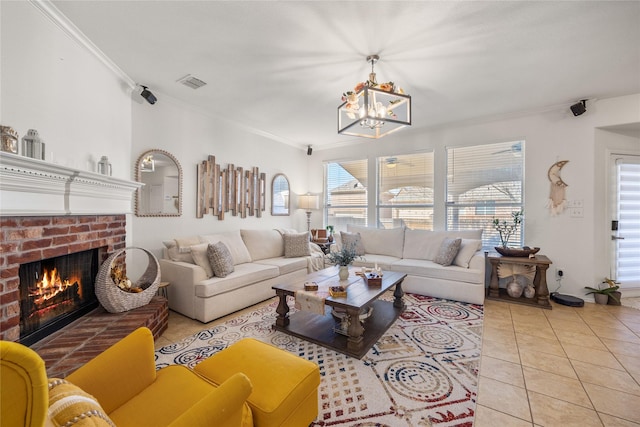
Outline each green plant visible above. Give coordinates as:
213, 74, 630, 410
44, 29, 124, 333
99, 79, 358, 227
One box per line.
326, 225, 334, 234
327, 243, 362, 267
492, 209, 524, 248
585, 278, 621, 303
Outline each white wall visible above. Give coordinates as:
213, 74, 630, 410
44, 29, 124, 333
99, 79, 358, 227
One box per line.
0, 1, 131, 175
130, 95, 310, 257
309, 94, 640, 300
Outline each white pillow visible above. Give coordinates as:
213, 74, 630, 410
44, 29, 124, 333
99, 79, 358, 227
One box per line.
190, 243, 214, 278
200, 230, 252, 265
162, 240, 195, 264
175, 236, 200, 253
453, 239, 482, 268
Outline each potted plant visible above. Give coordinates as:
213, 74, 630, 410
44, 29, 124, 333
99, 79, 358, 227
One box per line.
326, 225, 334, 242
327, 242, 362, 281
585, 278, 621, 305
492, 209, 539, 257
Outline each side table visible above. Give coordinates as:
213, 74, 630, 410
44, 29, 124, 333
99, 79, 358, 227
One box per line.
314, 241, 334, 255
487, 254, 552, 309
157, 281, 170, 299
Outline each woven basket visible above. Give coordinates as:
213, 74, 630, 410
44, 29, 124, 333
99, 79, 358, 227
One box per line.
95, 247, 160, 313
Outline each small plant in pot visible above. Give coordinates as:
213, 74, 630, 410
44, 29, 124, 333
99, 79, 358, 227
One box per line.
327, 242, 363, 281
585, 278, 621, 305
492, 209, 539, 256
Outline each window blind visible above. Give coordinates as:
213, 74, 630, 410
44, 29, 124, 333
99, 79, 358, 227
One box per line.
446, 141, 524, 248
325, 159, 368, 231
615, 159, 640, 287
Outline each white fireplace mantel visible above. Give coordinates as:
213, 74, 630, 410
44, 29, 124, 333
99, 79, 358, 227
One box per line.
0, 152, 143, 216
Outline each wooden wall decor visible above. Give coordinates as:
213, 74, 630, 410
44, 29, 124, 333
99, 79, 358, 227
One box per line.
196, 155, 265, 219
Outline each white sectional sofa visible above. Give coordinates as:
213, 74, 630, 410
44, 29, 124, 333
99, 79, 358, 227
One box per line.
159, 229, 324, 322
334, 225, 486, 305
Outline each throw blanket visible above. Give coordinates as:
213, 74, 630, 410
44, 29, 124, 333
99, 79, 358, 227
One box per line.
294, 290, 326, 315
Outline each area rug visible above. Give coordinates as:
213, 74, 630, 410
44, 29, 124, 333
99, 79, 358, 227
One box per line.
155, 292, 483, 426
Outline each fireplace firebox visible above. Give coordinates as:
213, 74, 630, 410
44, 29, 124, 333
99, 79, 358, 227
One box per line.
18, 248, 103, 346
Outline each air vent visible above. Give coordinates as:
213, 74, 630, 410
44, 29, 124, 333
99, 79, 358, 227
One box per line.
177, 74, 207, 89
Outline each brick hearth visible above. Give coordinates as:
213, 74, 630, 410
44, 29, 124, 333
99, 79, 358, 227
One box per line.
0, 215, 126, 342
32, 295, 168, 378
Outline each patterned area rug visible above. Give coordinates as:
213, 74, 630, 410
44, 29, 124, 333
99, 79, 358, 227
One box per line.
155, 292, 483, 427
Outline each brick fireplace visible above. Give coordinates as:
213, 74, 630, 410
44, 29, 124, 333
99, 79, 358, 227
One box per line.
0, 214, 126, 342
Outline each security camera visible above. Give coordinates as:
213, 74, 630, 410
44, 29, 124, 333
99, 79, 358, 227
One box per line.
570, 99, 586, 116
140, 85, 157, 105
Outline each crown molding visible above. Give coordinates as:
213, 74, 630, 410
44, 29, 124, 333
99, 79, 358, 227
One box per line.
29, 0, 136, 90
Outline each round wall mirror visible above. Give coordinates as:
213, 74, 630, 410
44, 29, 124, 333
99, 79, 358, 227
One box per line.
135, 149, 182, 217
271, 173, 290, 216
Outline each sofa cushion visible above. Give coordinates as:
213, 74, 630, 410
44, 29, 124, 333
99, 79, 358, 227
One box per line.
162, 240, 195, 264
241, 229, 285, 261
454, 239, 482, 268
350, 254, 402, 271
190, 243, 214, 278
340, 231, 365, 256
175, 236, 201, 253
47, 378, 113, 427
434, 238, 462, 266
347, 225, 405, 258
195, 263, 279, 298
391, 258, 483, 284
254, 257, 308, 276
207, 242, 235, 278
200, 230, 252, 265
403, 229, 482, 261
283, 232, 311, 257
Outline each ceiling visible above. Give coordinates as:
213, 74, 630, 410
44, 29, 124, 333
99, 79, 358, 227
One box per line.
52, 1, 640, 151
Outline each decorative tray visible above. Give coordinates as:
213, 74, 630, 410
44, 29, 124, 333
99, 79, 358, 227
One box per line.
494, 246, 540, 257
329, 286, 347, 297
363, 273, 382, 286
304, 281, 318, 291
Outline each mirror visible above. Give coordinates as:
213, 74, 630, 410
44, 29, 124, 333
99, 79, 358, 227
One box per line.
135, 149, 182, 217
271, 173, 290, 216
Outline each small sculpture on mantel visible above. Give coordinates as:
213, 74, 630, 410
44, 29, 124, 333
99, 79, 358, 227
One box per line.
22, 129, 45, 160
547, 160, 569, 216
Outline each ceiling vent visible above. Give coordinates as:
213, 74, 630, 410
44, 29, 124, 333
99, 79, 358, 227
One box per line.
177, 74, 207, 89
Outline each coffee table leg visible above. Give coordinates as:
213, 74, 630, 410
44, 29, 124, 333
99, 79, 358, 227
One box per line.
394, 280, 405, 309
275, 290, 289, 327
346, 308, 364, 352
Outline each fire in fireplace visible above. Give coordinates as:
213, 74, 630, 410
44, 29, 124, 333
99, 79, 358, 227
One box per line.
19, 248, 103, 346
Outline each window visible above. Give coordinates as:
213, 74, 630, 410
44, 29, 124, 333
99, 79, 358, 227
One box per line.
446, 141, 524, 247
325, 159, 368, 232
377, 153, 434, 229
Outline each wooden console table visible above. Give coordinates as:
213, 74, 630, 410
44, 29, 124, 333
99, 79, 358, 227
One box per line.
487, 254, 552, 309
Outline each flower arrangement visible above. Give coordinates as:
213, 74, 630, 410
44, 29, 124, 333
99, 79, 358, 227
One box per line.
327, 243, 363, 267
492, 209, 524, 248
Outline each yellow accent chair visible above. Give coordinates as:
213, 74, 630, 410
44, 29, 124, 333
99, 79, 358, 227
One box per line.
0, 340, 49, 427
1, 328, 254, 427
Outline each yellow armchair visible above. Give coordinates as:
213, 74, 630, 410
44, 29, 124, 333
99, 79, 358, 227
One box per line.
1, 328, 254, 427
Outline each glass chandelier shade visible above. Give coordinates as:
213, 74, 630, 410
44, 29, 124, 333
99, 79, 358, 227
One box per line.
338, 55, 411, 139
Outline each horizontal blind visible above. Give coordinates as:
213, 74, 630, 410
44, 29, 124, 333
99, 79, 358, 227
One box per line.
446, 141, 524, 247
325, 159, 368, 230
615, 158, 640, 286
377, 152, 434, 230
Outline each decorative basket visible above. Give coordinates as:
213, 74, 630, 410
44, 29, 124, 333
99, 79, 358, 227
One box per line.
494, 246, 540, 257
95, 247, 160, 313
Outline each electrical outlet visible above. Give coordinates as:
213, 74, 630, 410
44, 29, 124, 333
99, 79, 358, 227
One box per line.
570, 207, 584, 218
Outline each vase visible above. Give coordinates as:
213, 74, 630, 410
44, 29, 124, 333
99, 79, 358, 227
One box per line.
339, 265, 349, 281
506, 280, 524, 298
594, 293, 608, 305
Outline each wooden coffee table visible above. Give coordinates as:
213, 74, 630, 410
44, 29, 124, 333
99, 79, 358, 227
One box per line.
272, 266, 406, 359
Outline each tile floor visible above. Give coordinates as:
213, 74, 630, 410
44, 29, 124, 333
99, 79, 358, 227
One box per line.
155, 297, 640, 426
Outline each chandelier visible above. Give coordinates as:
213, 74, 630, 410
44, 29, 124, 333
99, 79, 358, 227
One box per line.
338, 55, 411, 139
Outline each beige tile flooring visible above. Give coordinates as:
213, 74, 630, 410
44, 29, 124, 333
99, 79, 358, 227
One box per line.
155, 297, 640, 426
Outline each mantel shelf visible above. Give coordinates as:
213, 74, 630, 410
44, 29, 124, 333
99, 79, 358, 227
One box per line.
0, 152, 143, 217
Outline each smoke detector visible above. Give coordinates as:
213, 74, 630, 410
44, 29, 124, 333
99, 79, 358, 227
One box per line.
177, 74, 207, 89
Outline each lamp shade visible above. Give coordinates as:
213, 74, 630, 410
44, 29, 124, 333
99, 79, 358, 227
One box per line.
298, 194, 320, 211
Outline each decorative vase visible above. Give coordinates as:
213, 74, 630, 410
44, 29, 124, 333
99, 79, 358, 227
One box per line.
506, 280, 524, 298
594, 293, 608, 305
523, 284, 535, 298
338, 265, 349, 281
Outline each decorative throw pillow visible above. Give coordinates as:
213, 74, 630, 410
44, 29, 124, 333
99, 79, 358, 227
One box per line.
207, 242, 235, 277
453, 239, 482, 268
174, 236, 200, 253
284, 232, 311, 257
47, 378, 114, 427
340, 231, 365, 256
190, 243, 214, 278
162, 240, 195, 264
434, 238, 462, 266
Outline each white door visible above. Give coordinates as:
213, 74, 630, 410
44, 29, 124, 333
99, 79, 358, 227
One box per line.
610, 154, 640, 288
